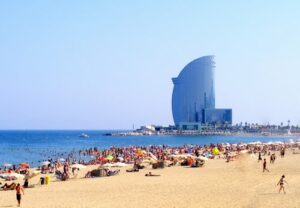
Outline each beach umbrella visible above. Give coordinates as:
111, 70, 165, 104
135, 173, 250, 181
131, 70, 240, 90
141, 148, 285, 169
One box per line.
212, 147, 220, 155
106, 155, 114, 161
2, 163, 12, 167
20, 163, 30, 168
41, 161, 50, 166
71, 164, 86, 169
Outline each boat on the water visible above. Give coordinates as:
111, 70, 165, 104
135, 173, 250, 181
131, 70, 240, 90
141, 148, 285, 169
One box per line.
79, 133, 89, 138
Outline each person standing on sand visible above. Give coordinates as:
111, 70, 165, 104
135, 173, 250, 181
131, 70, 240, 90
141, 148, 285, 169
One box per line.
280, 148, 285, 158
263, 159, 269, 172
272, 153, 276, 164
258, 152, 262, 162
277, 175, 288, 194
15, 183, 24, 207
270, 154, 273, 164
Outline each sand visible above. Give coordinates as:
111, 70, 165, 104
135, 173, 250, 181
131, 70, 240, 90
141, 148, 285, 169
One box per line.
1, 151, 300, 208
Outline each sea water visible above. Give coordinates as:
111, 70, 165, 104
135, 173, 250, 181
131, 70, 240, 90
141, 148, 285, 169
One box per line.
0, 130, 295, 167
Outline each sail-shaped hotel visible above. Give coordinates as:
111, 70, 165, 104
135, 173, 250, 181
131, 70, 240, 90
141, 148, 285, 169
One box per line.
172, 56, 232, 129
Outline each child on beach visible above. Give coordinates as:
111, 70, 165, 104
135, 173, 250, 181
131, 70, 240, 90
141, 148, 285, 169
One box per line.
277, 175, 288, 194
15, 183, 24, 207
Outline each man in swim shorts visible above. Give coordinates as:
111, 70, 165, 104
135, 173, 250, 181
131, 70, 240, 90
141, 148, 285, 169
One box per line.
15, 183, 24, 207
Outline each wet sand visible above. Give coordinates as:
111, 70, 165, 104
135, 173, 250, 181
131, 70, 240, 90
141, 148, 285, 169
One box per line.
1, 151, 300, 208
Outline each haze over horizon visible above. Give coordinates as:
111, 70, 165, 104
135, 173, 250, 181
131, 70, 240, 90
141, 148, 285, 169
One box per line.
1, 1, 300, 129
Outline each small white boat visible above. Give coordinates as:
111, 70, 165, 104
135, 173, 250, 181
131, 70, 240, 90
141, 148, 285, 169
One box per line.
79, 133, 89, 138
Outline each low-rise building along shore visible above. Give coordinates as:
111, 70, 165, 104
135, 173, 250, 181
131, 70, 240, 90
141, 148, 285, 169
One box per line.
105, 124, 300, 137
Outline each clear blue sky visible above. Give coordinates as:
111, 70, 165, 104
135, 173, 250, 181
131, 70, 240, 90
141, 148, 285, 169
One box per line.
1, 1, 300, 129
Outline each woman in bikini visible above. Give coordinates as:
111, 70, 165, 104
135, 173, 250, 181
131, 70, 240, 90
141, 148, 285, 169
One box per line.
277, 175, 287, 194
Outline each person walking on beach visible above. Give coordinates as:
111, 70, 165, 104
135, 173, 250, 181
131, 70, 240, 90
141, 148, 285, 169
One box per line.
270, 153, 276, 164
15, 183, 24, 207
277, 175, 288, 194
280, 148, 285, 158
263, 159, 269, 172
258, 152, 262, 162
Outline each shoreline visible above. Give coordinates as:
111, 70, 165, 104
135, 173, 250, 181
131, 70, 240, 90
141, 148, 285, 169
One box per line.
107, 133, 299, 137
1, 148, 300, 208
106, 131, 300, 137
1, 137, 299, 168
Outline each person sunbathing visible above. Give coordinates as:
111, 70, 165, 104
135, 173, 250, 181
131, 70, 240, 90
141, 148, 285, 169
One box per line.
84, 171, 92, 178
1, 182, 16, 190
168, 158, 178, 167
145, 172, 160, 177
191, 159, 203, 168
106, 169, 120, 176
126, 168, 139, 172
180, 159, 189, 166
126, 164, 140, 172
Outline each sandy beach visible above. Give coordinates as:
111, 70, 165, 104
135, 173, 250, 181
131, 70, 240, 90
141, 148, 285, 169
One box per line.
1, 150, 300, 208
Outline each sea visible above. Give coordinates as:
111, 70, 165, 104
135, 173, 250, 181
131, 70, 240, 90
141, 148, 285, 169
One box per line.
0, 130, 296, 167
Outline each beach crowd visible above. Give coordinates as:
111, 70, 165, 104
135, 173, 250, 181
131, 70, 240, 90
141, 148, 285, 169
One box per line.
1, 140, 300, 206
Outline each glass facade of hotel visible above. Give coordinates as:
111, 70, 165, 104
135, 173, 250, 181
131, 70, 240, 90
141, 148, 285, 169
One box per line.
202, 109, 232, 125
172, 56, 232, 126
